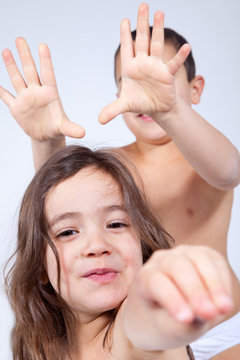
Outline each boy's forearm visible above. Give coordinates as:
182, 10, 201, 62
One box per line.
153, 100, 240, 190
31, 137, 66, 171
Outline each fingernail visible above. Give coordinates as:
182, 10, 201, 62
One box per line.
176, 307, 193, 322
217, 294, 233, 310
201, 298, 216, 313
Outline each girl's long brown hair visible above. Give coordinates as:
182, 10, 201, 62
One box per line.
5, 145, 172, 360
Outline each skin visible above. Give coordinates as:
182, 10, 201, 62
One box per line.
45, 167, 143, 358
212, 344, 240, 360
114, 42, 193, 146
44, 167, 233, 360
114, 42, 233, 252
45, 168, 143, 320
108, 9, 240, 347
112, 3, 240, 324
0, 3, 240, 358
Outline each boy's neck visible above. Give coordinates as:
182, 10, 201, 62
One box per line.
122, 138, 180, 161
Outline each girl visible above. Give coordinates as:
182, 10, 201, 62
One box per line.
5, 145, 233, 360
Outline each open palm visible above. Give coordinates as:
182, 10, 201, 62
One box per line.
0, 38, 85, 141
99, 4, 190, 124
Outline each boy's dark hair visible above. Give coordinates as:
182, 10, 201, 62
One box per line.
114, 27, 196, 83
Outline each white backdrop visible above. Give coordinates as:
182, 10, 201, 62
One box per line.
0, 0, 239, 357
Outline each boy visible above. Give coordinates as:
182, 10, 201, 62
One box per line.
0, 3, 240, 359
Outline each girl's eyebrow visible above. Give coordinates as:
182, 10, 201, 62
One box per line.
49, 205, 127, 228
49, 212, 81, 228
101, 204, 126, 214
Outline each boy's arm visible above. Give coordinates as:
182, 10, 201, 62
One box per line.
154, 99, 240, 190
31, 138, 66, 171
0, 38, 85, 170
99, 3, 240, 190
116, 245, 232, 355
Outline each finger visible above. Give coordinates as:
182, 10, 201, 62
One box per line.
98, 98, 128, 125
0, 85, 15, 107
186, 250, 233, 315
120, 18, 134, 72
60, 120, 86, 139
144, 271, 194, 324
15, 37, 41, 85
161, 255, 219, 320
167, 43, 191, 76
39, 43, 57, 87
150, 11, 164, 58
2, 49, 27, 93
135, 3, 150, 56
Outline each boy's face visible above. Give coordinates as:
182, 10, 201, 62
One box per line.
45, 168, 143, 321
115, 42, 193, 145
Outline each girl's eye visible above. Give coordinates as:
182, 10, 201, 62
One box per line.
56, 229, 78, 238
107, 222, 128, 229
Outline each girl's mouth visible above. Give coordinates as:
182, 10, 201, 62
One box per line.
83, 268, 118, 284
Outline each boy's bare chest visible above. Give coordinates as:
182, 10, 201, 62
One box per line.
133, 158, 233, 248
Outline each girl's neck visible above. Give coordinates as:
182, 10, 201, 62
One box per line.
70, 311, 112, 358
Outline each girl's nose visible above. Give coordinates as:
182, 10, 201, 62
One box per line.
81, 230, 113, 258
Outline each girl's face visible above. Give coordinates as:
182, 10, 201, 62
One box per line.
45, 168, 143, 319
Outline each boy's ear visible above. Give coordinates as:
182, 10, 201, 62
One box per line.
190, 75, 205, 104
116, 92, 120, 98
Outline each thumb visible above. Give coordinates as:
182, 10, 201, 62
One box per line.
0, 86, 14, 108
61, 120, 86, 139
167, 43, 191, 76
98, 98, 128, 125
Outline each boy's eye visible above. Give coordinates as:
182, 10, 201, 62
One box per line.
107, 222, 128, 229
56, 229, 78, 238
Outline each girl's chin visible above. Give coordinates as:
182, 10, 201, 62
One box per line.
82, 296, 126, 314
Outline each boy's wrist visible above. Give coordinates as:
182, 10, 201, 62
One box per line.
31, 134, 66, 146
152, 98, 190, 127
31, 137, 66, 171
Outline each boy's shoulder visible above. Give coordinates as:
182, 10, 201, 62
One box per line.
116, 142, 232, 211
118, 141, 192, 171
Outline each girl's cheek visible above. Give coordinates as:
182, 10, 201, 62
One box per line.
122, 238, 143, 269
45, 245, 65, 289
45, 256, 58, 289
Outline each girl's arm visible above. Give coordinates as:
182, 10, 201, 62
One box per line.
113, 245, 232, 359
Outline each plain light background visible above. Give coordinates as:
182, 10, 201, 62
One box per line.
0, 0, 239, 357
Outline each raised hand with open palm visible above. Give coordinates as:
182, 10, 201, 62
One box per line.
99, 3, 191, 125
0, 37, 85, 141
